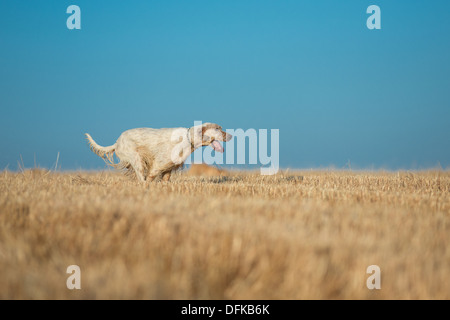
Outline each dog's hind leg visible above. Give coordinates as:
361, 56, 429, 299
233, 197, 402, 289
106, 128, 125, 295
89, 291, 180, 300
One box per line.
128, 152, 146, 182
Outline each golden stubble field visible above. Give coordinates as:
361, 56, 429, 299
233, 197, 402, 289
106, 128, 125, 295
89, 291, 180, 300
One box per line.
0, 169, 448, 299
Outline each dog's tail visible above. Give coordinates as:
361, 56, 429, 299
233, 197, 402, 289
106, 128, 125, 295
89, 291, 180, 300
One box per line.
85, 133, 117, 166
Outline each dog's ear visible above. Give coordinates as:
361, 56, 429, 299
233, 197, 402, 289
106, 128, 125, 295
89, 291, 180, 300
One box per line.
194, 125, 204, 139
199, 123, 219, 142
201, 123, 222, 135
192, 125, 209, 143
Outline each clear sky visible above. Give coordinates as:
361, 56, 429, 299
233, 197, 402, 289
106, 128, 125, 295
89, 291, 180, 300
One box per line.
1, 0, 449, 170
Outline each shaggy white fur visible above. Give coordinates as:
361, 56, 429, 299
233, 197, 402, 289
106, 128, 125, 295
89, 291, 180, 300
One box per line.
85, 123, 232, 182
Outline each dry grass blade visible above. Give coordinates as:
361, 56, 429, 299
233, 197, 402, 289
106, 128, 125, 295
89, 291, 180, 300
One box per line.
0, 170, 449, 299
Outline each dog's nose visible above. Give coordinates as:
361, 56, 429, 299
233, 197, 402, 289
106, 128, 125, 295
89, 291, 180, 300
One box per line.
225, 133, 233, 142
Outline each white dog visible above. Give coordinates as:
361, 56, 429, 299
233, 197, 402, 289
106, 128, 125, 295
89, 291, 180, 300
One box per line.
85, 123, 232, 182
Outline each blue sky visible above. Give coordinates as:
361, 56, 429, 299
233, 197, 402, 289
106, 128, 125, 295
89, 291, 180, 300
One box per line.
1, 0, 449, 170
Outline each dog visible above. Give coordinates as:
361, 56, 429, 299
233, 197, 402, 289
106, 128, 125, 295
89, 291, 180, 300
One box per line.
85, 123, 232, 182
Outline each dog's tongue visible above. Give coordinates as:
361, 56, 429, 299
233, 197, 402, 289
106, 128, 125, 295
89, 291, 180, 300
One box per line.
211, 140, 224, 153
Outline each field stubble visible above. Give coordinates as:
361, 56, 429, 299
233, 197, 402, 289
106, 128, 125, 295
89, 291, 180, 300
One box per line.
0, 169, 449, 299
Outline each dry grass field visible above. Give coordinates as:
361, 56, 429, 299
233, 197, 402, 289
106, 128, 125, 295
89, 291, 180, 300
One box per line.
0, 168, 449, 299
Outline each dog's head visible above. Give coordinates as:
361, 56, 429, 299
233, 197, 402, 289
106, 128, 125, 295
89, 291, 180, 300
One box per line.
190, 122, 232, 152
